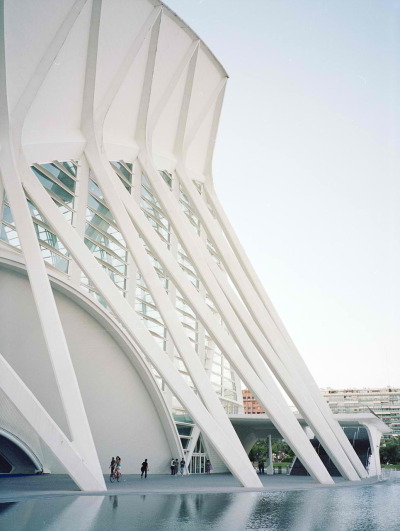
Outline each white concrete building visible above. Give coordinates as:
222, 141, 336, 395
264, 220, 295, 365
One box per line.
0, 0, 383, 491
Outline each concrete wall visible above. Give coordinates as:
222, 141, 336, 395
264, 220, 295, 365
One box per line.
0, 266, 174, 474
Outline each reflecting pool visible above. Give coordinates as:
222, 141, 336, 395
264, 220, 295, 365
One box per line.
1, 478, 399, 530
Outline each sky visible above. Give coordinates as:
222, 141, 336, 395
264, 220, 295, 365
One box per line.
166, 0, 400, 389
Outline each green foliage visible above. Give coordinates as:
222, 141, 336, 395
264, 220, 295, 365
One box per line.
380, 436, 400, 465
248, 440, 267, 461
248, 439, 294, 462
381, 464, 400, 470
272, 440, 293, 456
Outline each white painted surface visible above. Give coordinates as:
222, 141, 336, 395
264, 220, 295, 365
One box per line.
0, 0, 379, 489
0, 267, 177, 474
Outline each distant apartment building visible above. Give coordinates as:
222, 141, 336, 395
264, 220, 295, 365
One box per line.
322, 387, 400, 437
242, 389, 265, 414
243, 387, 400, 438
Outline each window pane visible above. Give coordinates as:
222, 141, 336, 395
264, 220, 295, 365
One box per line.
87, 194, 114, 222
40, 163, 76, 192
0, 223, 21, 248
111, 161, 132, 183
32, 167, 74, 206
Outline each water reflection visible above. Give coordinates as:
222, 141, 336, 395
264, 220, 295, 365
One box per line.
109, 495, 118, 509
0, 478, 399, 530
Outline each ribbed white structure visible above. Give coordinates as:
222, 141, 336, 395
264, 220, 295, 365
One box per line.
0, 0, 367, 490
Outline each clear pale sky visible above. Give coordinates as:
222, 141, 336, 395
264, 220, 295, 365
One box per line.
166, 0, 400, 389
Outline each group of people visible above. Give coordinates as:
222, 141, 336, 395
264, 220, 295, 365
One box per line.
170, 458, 186, 475
109, 456, 149, 479
109, 456, 213, 478
109, 456, 121, 478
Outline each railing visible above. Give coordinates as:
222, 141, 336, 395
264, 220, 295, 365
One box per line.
379, 467, 395, 481
273, 465, 290, 474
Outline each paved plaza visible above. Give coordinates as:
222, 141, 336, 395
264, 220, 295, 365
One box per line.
0, 473, 382, 503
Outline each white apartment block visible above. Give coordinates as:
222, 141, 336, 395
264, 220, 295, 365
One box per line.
323, 388, 400, 438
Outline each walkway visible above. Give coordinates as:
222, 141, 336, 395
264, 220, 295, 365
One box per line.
0, 473, 382, 503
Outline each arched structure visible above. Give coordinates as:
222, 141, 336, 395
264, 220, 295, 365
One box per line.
0, 0, 367, 490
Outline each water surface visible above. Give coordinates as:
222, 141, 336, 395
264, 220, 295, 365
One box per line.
1, 478, 399, 530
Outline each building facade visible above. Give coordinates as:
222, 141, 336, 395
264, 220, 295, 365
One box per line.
0, 0, 376, 491
322, 388, 400, 438
242, 389, 265, 415
244, 387, 398, 438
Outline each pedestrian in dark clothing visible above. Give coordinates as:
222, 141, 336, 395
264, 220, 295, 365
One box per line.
180, 458, 185, 476
141, 459, 149, 479
258, 459, 265, 474
109, 457, 116, 478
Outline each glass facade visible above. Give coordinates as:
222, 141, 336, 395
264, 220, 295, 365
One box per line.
83, 173, 128, 298
0, 158, 244, 470
189, 435, 207, 474
110, 161, 133, 193
0, 161, 77, 272
141, 174, 171, 248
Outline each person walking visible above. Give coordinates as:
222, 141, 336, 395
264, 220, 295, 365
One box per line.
109, 457, 116, 479
258, 459, 265, 474
141, 459, 149, 479
179, 457, 185, 476
114, 456, 122, 479
205, 459, 212, 474
174, 458, 179, 476
170, 458, 176, 475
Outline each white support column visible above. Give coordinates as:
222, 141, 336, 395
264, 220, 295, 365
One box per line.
134, 8, 162, 149
147, 39, 200, 138
112, 165, 334, 484
21, 169, 262, 488
79, 0, 261, 488
0, 354, 105, 491
174, 41, 200, 158
203, 83, 226, 178
181, 78, 227, 166
84, 139, 260, 486
0, 171, 4, 219
266, 435, 274, 475
0, 1, 105, 490
173, 168, 362, 481
125, 165, 142, 309
10, 0, 88, 138
204, 183, 367, 480
68, 157, 90, 286
206, 249, 360, 480
362, 422, 383, 477
0, 155, 105, 489
94, 7, 163, 128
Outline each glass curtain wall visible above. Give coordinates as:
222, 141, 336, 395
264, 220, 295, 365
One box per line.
0, 158, 245, 465
81, 172, 128, 305
1, 161, 77, 272
189, 435, 207, 474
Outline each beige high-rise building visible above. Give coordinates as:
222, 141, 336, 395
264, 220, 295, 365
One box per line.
322, 388, 400, 438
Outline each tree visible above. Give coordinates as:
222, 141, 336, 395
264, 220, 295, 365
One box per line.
380, 436, 400, 465
248, 440, 267, 461
248, 439, 294, 461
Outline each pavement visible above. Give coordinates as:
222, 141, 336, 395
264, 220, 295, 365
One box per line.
0, 472, 383, 503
